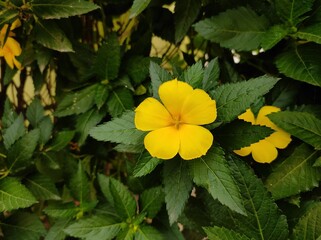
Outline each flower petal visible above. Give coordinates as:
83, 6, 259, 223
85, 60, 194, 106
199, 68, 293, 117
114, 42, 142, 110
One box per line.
180, 89, 217, 125
238, 108, 255, 124
159, 79, 193, 118
234, 146, 252, 156
144, 126, 179, 160
256, 106, 280, 130
10, 19, 21, 30
251, 140, 278, 163
178, 124, 213, 160
135, 97, 173, 131
6, 37, 22, 56
266, 131, 291, 149
3, 50, 14, 69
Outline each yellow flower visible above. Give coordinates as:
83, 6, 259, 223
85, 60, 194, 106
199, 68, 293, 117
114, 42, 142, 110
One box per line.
0, 19, 22, 69
135, 79, 217, 160
234, 106, 292, 163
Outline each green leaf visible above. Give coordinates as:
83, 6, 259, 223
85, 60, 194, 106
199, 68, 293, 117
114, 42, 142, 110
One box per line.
149, 61, 172, 99
44, 202, 80, 218
275, 0, 314, 25
297, 24, 321, 44
0, 177, 37, 212
25, 173, 61, 201
64, 215, 122, 240
2, 114, 25, 150
31, 0, 99, 19
212, 75, 279, 122
45, 218, 71, 240
261, 25, 290, 50
226, 156, 289, 240
190, 147, 246, 215
133, 153, 162, 177
109, 177, 137, 219
69, 161, 90, 203
90, 111, 145, 145
95, 84, 109, 109
129, 0, 151, 18
98, 174, 114, 206
0, 9, 19, 26
34, 19, 73, 52
140, 186, 164, 218
276, 44, 321, 87
216, 120, 274, 151
268, 111, 321, 149
313, 156, 321, 167
93, 34, 120, 81
7, 129, 40, 173
181, 61, 204, 88
47, 130, 75, 151
135, 225, 163, 240
164, 159, 193, 224
75, 109, 105, 146
125, 56, 151, 84
107, 88, 134, 118
194, 6, 269, 51
55, 84, 97, 117
265, 143, 321, 200
114, 143, 144, 153
38, 116, 53, 145
0, 212, 46, 240
203, 57, 220, 92
174, 0, 201, 43
26, 98, 45, 127
292, 202, 321, 240
2, 100, 18, 128
204, 226, 252, 240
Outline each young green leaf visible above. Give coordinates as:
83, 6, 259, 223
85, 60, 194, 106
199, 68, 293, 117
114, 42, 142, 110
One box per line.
34, 20, 73, 52
38, 116, 53, 145
0, 9, 18, 26
93, 34, 120, 81
194, 6, 269, 51
95, 84, 109, 109
129, 0, 151, 18
204, 226, 252, 240
55, 84, 97, 117
190, 147, 246, 215
164, 159, 193, 224
276, 44, 321, 87
265, 143, 321, 200
44, 202, 81, 218
125, 56, 151, 84
135, 225, 163, 240
226, 155, 289, 240
2, 114, 25, 150
181, 61, 204, 88
296, 24, 321, 44
6, 129, 40, 173
26, 98, 45, 127
64, 215, 122, 240
107, 88, 134, 118
174, 0, 201, 43
75, 109, 105, 146
149, 61, 172, 99
45, 218, 71, 240
0, 212, 46, 240
90, 111, 146, 145
46, 130, 75, 152
203, 57, 220, 92
261, 25, 290, 50
133, 152, 162, 177
292, 202, 321, 240
25, 173, 61, 201
69, 161, 90, 204
212, 75, 279, 122
31, 0, 99, 19
268, 111, 321, 149
140, 186, 164, 218
0, 177, 37, 212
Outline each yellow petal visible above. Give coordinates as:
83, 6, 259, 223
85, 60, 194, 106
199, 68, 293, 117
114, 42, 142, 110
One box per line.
10, 19, 21, 30
234, 146, 252, 156
6, 37, 22, 56
180, 89, 217, 125
144, 126, 179, 160
3, 51, 14, 69
256, 106, 280, 130
159, 79, 193, 118
251, 140, 278, 163
13, 57, 21, 69
238, 108, 255, 124
135, 97, 173, 131
265, 131, 291, 149
178, 124, 213, 160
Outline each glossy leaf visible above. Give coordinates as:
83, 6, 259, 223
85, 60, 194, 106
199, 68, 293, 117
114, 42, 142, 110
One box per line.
261, 25, 289, 50
297, 24, 321, 44
47, 130, 75, 151
133, 153, 162, 177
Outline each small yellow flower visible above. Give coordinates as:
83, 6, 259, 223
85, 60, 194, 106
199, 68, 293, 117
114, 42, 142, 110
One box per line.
135, 79, 217, 160
0, 19, 22, 69
234, 106, 292, 163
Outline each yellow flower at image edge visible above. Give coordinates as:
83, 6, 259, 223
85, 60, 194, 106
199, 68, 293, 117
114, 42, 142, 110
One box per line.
234, 106, 292, 163
0, 19, 22, 69
135, 79, 217, 160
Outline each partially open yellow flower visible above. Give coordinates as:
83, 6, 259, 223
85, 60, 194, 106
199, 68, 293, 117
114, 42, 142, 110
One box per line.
135, 79, 217, 160
234, 106, 292, 163
0, 19, 22, 69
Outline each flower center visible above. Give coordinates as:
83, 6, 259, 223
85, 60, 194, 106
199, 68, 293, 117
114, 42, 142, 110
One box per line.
172, 115, 182, 129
